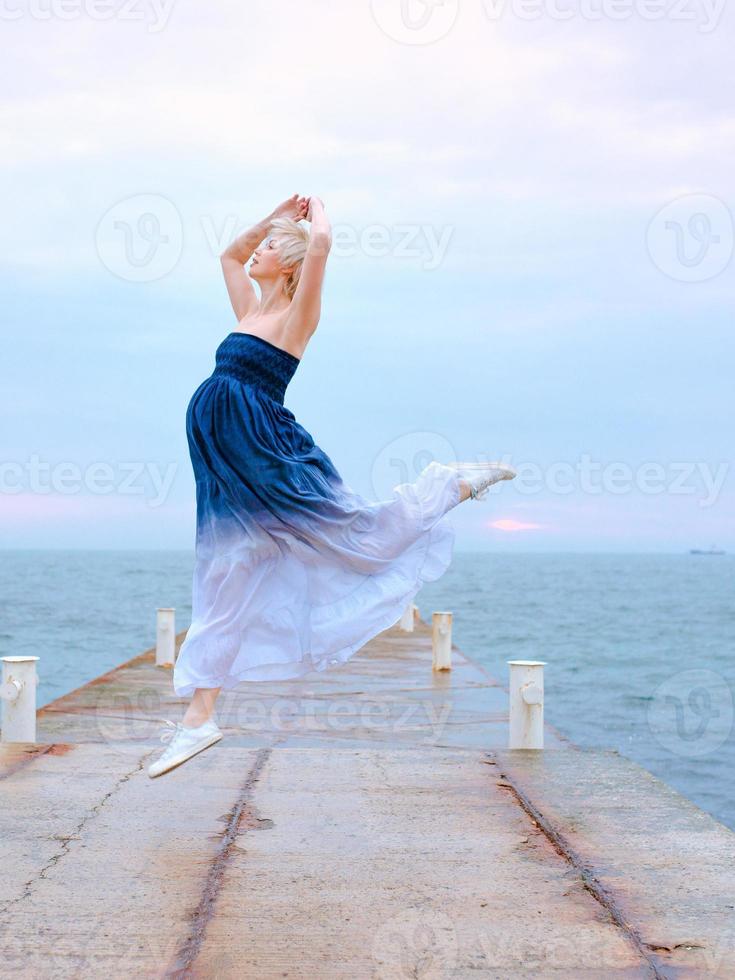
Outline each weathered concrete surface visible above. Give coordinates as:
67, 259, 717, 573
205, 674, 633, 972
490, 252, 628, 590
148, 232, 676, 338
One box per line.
0, 740, 255, 977
0, 613, 732, 977
493, 749, 735, 978
1, 743, 648, 978
188, 747, 648, 979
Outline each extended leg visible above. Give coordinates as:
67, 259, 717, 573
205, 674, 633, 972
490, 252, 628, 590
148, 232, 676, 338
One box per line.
447, 462, 517, 501
457, 479, 472, 503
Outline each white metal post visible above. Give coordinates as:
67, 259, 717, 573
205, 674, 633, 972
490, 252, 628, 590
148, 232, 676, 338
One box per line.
432, 612, 452, 671
507, 659, 546, 749
156, 607, 176, 667
399, 601, 417, 631
1, 656, 40, 743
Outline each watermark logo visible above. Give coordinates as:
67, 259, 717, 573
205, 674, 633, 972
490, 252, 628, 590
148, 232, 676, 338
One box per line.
92, 686, 169, 753
95, 193, 183, 282
647, 668, 733, 758
370, 0, 460, 44
372, 908, 459, 978
370, 431, 459, 499
646, 193, 734, 283
97, 204, 454, 282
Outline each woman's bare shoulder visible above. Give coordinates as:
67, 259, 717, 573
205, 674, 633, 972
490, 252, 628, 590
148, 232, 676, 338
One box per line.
233, 311, 312, 361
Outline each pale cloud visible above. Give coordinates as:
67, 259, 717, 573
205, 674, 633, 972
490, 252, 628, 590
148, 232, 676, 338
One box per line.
2, 1, 733, 194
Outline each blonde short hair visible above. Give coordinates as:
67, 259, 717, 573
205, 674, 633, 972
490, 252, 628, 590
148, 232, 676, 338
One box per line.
269, 217, 310, 300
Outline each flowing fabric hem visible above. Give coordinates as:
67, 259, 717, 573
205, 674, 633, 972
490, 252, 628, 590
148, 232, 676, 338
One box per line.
172, 475, 460, 696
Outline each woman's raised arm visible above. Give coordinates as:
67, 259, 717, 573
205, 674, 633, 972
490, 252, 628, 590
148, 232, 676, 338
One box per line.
285, 197, 332, 338
220, 214, 271, 320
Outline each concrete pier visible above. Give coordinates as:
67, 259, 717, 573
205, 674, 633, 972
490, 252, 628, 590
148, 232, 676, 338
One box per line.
1, 615, 733, 978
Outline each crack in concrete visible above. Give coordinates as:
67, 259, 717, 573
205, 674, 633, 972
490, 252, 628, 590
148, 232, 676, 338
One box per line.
0, 751, 150, 916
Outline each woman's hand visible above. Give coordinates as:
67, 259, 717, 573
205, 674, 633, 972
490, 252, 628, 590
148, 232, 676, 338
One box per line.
305, 196, 324, 222
271, 194, 309, 223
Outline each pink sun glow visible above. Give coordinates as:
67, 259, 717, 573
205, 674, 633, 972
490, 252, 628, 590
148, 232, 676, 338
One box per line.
489, 519, 544, 532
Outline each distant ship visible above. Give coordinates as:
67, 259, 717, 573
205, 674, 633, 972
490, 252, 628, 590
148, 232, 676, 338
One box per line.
690, 544, 726, 555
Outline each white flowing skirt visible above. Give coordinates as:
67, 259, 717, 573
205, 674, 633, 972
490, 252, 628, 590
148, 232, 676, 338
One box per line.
173, 459, 462, 695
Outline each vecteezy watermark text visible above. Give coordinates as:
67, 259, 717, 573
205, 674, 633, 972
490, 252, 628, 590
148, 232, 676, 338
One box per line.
96, 194, 456, 281
0, 0, 176, 32
371, 432, 731, 509
1, 454, 177, 507
370, 0, 725, 43
91, 688, 458, 751
488, 455, 730, 508
480, 0, 725, 33
3, 452, 729, 509
203, 215, 454, 271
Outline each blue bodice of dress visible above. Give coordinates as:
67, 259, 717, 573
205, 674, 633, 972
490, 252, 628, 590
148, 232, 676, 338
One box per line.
211, 332, 300, 404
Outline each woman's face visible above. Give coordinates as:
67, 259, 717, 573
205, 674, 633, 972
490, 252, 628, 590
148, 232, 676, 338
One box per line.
249, 236, 284, 281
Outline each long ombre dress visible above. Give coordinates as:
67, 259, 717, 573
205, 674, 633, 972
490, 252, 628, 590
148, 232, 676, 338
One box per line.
173, 331, 462, 696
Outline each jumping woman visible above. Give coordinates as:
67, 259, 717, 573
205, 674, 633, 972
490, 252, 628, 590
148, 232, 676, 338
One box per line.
149, 194, 516, 778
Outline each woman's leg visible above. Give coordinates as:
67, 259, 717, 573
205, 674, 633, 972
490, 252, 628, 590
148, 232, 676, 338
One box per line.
457, 478, 472, 503
182, 686, 221, 727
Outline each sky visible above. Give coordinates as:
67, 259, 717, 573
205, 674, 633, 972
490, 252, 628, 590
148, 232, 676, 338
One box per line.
1, 0, 734, 552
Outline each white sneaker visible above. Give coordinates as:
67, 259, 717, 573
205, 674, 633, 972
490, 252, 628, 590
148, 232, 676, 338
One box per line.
446, 460, 517, 500
147, 717, 223, 778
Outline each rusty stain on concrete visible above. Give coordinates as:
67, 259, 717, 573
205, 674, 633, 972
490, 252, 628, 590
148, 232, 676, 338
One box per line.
38, 632, 187, 716
493, 755, 666, 979
164, 747, 273, 978
492, 749, 735, 978
0, 742, 77, 781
